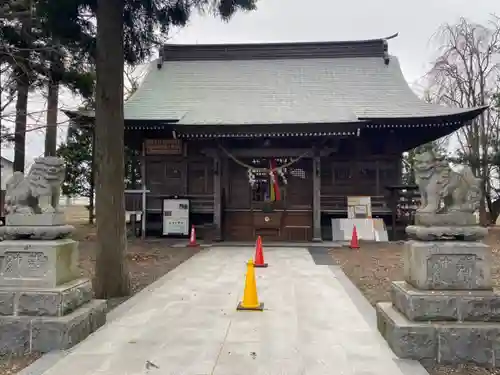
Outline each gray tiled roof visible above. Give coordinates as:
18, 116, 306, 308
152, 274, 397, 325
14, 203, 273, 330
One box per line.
123, 54, 480, 125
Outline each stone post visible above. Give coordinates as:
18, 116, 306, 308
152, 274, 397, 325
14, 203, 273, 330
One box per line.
375, 146, 498, 367
0, 156, 106, 355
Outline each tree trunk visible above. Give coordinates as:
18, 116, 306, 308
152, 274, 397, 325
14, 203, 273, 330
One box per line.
89, 128, 95, 225
13, 71, 28, 173
13, 17, 31, 173
94, 0, 130, 298
45, 57, 60, 209
44, 59, 59, 157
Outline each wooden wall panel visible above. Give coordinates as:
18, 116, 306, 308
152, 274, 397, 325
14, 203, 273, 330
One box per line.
187, 158, 214, 195
223, 211, 312, 242
320, 156, 401, 197
145, 156, 186, 195
285, 159, 313, 209
223, 211, 253, 240
225, 160, 251, 209
146, 156, 217, 197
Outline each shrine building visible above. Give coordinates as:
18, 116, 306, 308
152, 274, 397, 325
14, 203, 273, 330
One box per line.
69, 36, 487, 242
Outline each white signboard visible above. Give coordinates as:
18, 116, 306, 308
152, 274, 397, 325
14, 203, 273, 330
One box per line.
347, 196, 372, 219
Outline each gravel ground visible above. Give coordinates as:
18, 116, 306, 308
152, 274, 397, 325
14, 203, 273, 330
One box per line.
331, 228, 500, 375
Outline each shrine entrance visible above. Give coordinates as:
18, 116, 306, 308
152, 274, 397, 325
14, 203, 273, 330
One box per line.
222, 155, 313, 242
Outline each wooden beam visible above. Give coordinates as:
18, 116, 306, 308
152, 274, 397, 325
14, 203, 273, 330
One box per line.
202, 147, 336, 158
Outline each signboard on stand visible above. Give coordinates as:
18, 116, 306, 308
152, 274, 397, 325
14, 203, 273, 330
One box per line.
347, 196, 372, 219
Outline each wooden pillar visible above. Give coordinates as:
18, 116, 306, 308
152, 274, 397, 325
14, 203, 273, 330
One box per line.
140, 142, 147, 240
312, 151, 322, 242
375, 160, 380, 195
213, 153, 222, 241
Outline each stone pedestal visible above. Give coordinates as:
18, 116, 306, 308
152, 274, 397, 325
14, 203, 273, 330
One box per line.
0, 240, 106, 355
0, 214, 74, 240
376, 240, 500, 367
0, 156, 107, 354
5, 213, 65, 227
0, 239, 81, 288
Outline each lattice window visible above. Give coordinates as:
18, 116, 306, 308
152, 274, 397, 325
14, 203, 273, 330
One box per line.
289, 168, 306, 179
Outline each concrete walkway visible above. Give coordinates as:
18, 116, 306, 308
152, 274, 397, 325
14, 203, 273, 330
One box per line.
37, 247, 427, 375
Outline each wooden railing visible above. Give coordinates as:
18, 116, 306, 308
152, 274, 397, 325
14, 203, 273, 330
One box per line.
124, 192, 214, 213
320, 195, 390, 213
190, 195, 214, 213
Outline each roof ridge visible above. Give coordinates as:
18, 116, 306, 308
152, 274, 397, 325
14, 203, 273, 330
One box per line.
160, 36, 398, 63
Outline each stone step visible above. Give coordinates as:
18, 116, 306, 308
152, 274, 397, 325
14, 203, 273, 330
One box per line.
0, 299, 107, 355
376, 301, 500, 368
0, 278, 93, 317
391, 281, 500, 322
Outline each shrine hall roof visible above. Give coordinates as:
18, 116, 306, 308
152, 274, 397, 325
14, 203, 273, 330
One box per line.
75, 37, 488, 126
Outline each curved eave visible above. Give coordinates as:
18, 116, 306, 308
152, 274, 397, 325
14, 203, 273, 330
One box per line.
63, 109, 179, 128
358, 105, 489, 125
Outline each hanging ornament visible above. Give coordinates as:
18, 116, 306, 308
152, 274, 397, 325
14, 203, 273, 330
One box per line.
269, 169, 276, 184
247, 168, 256, 187
269, 159, 281, 201
277, 167, 288, 185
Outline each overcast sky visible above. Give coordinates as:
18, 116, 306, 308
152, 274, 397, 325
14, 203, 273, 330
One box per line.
2, 0, 500, 165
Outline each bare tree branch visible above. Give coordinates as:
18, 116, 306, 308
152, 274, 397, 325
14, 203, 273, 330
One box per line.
424, 15, 500, 224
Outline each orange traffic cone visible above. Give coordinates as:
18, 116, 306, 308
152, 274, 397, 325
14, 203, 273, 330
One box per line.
254, 236, 268, 268
187, 225, 199, 247
349, 225, 360, 249
237, 259, 264, 311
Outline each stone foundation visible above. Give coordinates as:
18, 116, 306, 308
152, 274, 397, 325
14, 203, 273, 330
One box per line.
376, 240, 500, 367
0, 299, 107, 355
0, 278, 93, 317
376, 302, 500, 367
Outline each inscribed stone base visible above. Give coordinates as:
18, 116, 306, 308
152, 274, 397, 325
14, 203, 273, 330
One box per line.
0, 239, 80, 288
403, 240, 492, 290
0, 278, 92, 317
406, 225, 487, 241
0, 224, 74, 240
0, 299, 107, 355
376, 302, 500, 367
5, 213, 65, 227
391, 281, 500, 322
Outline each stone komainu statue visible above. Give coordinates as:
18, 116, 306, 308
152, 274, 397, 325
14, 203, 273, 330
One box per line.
4, 156, 66, 215
413, 146, 482, 214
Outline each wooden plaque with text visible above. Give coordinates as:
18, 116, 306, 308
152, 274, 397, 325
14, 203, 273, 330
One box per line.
144, 139, 183, 155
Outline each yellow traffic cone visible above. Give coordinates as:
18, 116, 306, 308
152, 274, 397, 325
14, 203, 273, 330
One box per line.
237, 259, 264, 311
